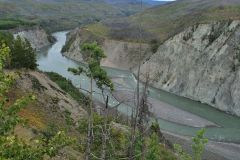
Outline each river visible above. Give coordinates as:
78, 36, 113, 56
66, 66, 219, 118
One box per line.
37, 31, 240, 144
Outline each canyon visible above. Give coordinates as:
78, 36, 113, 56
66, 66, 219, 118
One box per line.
63, 20, 240, 117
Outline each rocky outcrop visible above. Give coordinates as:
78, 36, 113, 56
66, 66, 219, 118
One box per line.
63, 28, 151, 70
14, 27, 51, 50
140, 20, 240, 116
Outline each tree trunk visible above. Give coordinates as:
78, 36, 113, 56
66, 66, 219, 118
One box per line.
86, 76, 93, 160
138, 74, 150, 160
101, 96, 109, 160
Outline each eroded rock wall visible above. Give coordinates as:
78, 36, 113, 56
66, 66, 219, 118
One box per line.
14, 27, 51, 50
140, 20, 240, 116
63, 28, 151, 70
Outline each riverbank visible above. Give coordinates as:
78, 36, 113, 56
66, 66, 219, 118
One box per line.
163, 131, 240, 160
35, 31, 240, 159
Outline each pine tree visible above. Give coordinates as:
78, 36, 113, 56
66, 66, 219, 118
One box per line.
68, 42, 113, 160
10, 36, 37, 69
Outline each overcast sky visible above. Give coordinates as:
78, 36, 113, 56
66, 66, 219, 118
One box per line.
154, 0, 176, 1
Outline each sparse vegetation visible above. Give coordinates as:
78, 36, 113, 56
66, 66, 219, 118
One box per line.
0, 19, 35, 30
0, 0, 152, 33
150, 39, 160, 53
61, 34, 76, 53
84, 0, 240, 43
45, 72, 90, 106
0, 43, 74, 160
174, 129, 208, 160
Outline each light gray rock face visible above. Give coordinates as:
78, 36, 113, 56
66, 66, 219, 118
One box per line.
140, 20, 240, 116
14, 27, 50, 50
63, 28, 151, 70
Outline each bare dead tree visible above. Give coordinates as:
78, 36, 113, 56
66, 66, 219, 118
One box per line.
101, 95, 109, 160
128, 0, 144, 159
137, 73, 151, 160
86, 76, 93, 160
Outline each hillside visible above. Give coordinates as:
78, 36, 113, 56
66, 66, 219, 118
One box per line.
0, 0, 153, 32
84, 0, 240, 42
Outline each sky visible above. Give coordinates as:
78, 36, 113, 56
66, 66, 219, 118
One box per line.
154, 0, 176, 1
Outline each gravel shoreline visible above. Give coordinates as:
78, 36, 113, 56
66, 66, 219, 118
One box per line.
163, 131, 240, 160
110, 77, 240, 160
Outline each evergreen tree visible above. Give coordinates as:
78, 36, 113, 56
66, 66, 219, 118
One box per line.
68, 42, 113, 160
10, 36, 37, 70
0, 31, 14, 47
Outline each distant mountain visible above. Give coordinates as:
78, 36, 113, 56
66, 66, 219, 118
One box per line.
132, 0, 240, 41
0, 0, 151, 32
142, 0, 170, 5
88, 0, 240, 42
104, 0, 168, 6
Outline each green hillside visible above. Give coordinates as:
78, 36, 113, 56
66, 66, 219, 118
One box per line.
86, 0, 240, 42
0, 0, 150, 32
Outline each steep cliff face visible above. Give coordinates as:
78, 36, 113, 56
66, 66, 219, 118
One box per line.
14, 27, 51, 50
63, 28, 150, 70
140, 20, 240, 116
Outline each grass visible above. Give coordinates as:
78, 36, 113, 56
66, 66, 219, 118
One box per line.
85, 23, 109, 37
6, 88, 47, 130
45, 72, 89, 106
0, 19, 35, 30
19, 106, 47, 130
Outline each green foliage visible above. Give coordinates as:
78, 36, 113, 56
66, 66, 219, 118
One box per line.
45, 72, 89, 106
146, 133, 162, 160
174, 129, 208, 160
0, 19, 35, 30
64, 109, 74, 127
68, 67, 83, 75
0, 32, 14, 47
44, 131, 75, 157
79, 42, 114, 91
150, 39, 160, 53
0, 95, 35, 135
174, 144, 192, 160
61, 35, 76, 53
192, 129, 208, 160
77, 113, 129, 159
9, 36, 37, 69
0, 43, 12, 96
0, 44, 74, 160
144, 130, 176, 160
0, 131, 74, 160
0, 32, 37, 70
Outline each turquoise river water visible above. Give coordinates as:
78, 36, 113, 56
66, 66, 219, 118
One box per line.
37, 31, 240, 143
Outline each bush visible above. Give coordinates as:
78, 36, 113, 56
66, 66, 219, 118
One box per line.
150, 39, 160, 53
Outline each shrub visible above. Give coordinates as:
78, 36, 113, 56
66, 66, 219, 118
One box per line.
150, 39, 160, 53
